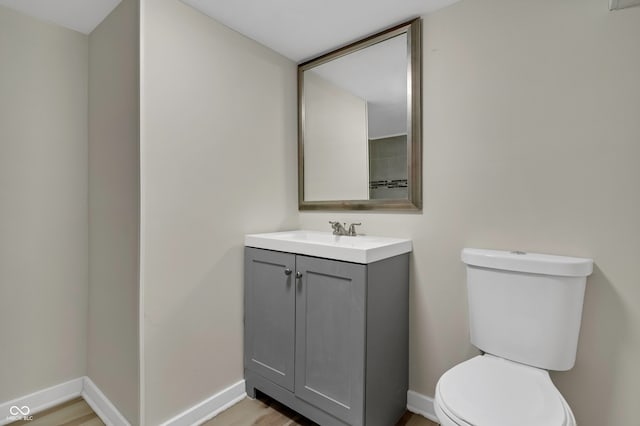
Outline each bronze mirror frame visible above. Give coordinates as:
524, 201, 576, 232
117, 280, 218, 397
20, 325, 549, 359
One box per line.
298, 18, 422, 211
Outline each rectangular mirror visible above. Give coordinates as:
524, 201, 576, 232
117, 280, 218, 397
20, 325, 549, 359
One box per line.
298, 18, 421, 211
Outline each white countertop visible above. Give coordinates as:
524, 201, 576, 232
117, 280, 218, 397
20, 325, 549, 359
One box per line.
244, 230, 412, 264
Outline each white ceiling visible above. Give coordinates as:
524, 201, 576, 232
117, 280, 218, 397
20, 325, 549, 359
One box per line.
0, 0, 121, 34
181, 0, 460, 62
0, 0, 459, 58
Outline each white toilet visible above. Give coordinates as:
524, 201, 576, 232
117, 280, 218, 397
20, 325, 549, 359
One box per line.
434, 248, 593, 426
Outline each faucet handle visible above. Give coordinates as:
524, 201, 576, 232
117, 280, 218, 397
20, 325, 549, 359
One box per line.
347, 222, 362, 236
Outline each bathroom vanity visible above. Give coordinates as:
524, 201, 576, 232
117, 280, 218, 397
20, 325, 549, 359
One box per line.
244, 230, 411, 426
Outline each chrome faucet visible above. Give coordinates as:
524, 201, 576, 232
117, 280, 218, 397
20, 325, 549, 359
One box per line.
329, 221, 347, 235
329, 221, 361, 236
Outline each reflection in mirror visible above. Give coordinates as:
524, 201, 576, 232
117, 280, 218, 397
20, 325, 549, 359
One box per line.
299, 19, 421, 211
304, 34, 407, 201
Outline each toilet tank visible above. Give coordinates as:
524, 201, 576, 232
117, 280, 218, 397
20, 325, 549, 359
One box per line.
462, 248, 593, 371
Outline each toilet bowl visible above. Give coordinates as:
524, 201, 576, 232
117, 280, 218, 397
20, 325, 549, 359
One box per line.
433, 355, 575, 426
434, 249, 592, 426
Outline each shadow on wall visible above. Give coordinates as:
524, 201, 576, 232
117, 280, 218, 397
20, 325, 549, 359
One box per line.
551, 265, 626, 425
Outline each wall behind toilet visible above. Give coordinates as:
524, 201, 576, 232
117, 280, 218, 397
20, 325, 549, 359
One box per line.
299, 0, 640, 425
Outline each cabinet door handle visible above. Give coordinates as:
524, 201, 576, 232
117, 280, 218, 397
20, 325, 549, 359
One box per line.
295, 271, 303, 279
284, 268, 292, 275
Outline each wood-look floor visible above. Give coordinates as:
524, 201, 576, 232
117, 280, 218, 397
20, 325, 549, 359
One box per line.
9, 394, 438, 426
203, 393, 439, 426
9, 397, 104, 426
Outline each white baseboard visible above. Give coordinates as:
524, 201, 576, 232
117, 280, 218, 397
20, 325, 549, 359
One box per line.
0, 378, 83, 425
407, 390, 439, 423
4, 379, 426, 426
81, 377, 131, 426
0, 377, 130, 426
159, 380, 246, 426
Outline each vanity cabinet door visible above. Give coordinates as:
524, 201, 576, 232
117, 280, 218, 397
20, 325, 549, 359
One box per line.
295, 255, 367, 426
244, 248, 296, 391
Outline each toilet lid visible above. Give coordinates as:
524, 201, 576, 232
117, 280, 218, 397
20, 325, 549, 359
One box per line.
437, 355, 569, 426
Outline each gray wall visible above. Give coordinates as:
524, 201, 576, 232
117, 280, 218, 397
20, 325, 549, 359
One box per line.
300, 1, 640, 425
0, 5, 89, 401
88, 0, 140, 424
139, 0, 298, 423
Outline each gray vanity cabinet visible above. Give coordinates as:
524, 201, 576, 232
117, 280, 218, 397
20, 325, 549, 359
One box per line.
244, 247, 409, 426
294, 255, 367, 424
244, 248, 296, 391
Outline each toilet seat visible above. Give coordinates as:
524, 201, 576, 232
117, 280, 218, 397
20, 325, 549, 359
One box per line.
434, 355, 575, 426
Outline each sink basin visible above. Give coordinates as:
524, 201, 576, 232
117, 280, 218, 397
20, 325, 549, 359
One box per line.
244, 230, 412, 264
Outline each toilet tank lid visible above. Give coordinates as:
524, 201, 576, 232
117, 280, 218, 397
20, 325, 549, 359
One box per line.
461, 248, 593, 277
